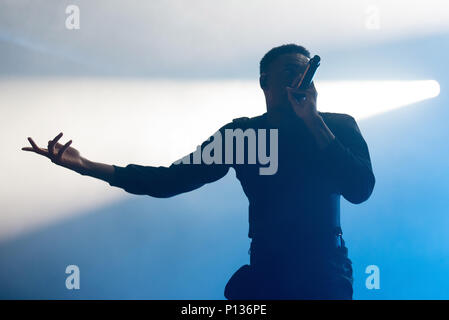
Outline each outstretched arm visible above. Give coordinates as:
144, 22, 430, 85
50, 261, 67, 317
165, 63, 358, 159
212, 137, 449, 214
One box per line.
107, 124, 232, 197
108, 160, 229, 198
22, 126, 231, 198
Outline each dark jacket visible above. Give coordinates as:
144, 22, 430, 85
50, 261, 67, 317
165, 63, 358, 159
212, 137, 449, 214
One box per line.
108, 111, 375, 298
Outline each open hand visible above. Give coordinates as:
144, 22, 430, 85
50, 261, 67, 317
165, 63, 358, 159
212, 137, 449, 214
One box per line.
22, 132, 86, 174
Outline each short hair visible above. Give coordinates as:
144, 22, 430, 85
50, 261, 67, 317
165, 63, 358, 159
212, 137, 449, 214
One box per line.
259, 44, 311, 75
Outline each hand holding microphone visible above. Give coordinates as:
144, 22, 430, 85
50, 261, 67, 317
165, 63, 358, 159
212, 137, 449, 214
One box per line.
286, 55, 321, 121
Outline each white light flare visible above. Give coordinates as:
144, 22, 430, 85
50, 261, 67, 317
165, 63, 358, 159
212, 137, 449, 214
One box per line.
0, 78, 440, 241
316, 80, 440, 119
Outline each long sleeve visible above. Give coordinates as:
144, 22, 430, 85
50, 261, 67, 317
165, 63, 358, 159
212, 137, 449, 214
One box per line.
316, 114, 376, 204
108, 125, 231, 198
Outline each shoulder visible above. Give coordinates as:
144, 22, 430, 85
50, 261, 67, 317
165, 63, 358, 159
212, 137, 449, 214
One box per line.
319, 111, 355, 124
233, 113, 265, 124
232, 116, 251, 124
221, 113, 266, 130
319, 111, 358, 131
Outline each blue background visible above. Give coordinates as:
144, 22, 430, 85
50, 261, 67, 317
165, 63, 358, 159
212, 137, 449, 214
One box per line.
1, 15, 448, 299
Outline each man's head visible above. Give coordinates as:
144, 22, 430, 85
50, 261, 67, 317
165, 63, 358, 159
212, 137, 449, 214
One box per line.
259, 44, 311, 112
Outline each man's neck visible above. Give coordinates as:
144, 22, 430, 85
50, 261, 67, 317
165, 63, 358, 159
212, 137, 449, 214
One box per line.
266, 105, 299, 126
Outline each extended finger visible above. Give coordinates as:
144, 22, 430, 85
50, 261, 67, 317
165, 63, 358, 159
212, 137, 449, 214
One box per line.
56, 140, 72, 159
21, 146, 46, 156
28, 137, 40, 150
27, 137, 48, 155
22, 140, 45, 156
48, 132, 63, 155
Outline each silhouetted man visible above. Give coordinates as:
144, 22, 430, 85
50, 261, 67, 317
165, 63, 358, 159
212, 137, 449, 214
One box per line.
22, 44, 375, 299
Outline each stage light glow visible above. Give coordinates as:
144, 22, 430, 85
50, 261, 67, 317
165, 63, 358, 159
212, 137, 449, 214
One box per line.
0, 79, 441, 240
316, 80, 441, 119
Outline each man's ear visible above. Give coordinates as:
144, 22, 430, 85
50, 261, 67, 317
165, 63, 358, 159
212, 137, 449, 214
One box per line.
259, 73, 268, 90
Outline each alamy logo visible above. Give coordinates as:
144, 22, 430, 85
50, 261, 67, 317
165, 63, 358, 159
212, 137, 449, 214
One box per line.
65, 5, 80, 30
365, 264, 380, 289
65, 265, 80, 290
365, 5, 380, 30
174, 128, 278, 175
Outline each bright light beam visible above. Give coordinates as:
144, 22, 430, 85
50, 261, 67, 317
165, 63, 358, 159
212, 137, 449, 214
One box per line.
0, 78, 440, 241
316, 80, 441, 119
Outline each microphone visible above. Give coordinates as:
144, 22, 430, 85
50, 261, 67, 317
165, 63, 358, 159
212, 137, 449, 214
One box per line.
292, 55, 321, 90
